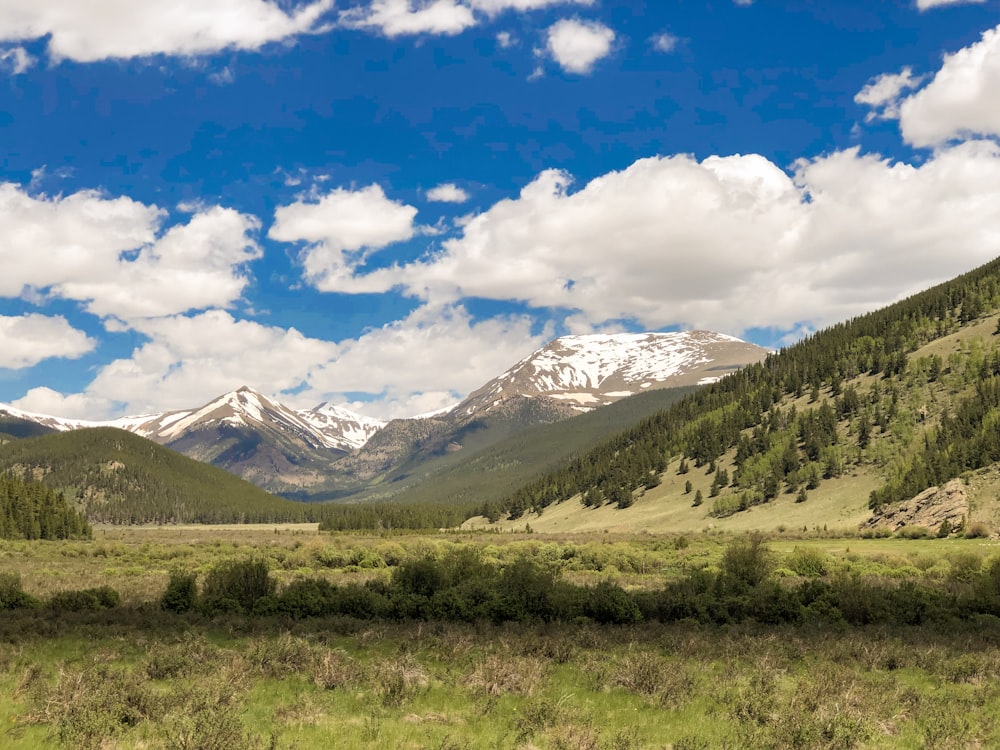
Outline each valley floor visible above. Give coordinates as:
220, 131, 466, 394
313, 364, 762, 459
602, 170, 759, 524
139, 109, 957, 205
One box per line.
3, 527, 1000, 748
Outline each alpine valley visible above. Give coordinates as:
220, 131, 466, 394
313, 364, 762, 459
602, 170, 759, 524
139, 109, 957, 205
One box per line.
5, 257, 1000, 537
0, 330, 767, 505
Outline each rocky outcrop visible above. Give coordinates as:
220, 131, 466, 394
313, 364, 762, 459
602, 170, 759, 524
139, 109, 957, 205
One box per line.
863, 479, 969, 534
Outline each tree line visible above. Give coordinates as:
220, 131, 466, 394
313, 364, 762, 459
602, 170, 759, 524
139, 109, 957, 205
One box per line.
0, 472, 91, 540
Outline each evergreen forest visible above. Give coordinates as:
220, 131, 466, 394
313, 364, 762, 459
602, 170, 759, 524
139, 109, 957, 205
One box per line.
0, 472, 91, 540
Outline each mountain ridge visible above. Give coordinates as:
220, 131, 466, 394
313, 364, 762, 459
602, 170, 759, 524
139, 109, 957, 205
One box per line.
1, 330, 768, 497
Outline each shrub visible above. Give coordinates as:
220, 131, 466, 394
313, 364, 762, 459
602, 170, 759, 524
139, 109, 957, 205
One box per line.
720, 533, 774, 591
463, 654, 547, 697
371, 654, 429, 708
23, 660, 162, 747
313, 650, 359, 690
585, 580, 641, 625
48, 586, 120, 611
785, 547, 830, 578
277, 578, 339, 618
896, 526, 931, 539
947, 552, 983, 584
201, 558, 274, 614
966, 522, 991, 539
0, 571, 37, 610
161, 571, 198, 613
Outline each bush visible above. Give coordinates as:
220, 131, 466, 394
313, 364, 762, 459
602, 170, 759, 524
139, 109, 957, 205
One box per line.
966, 522, 991, 539
785, 546, 830, 578
720, 533, 774, 591
277, 578, 339, 618
48, 586, 120, 611
161, 571, 197, 613
585, 580, 641, 625
0, 571, 37, 610
201, 558, 274, 614
896, 526, 931, 539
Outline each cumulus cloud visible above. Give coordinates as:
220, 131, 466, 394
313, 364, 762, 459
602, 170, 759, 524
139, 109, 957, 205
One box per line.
897, 25, 1000, 147
18, 304, 545, 420
0, 0, 334, 63
11, 388, 117, 421
469, 0, 593, 15
855, 66, 925, 121
68, 310, 340, 416
0, 314, 95, 369
340, 0, 476, 37
0, 45, 32, 74
0, 185, 261, 321
270, 184, 418, 291
545, 18, 615, 74
426, 183, 470, 203
299, 303, 549, 418
650, 32, 678, 54
295, 144, 1000, 337
916, 0, 986, 9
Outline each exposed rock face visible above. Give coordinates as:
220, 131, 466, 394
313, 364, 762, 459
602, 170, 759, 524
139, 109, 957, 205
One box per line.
863, 479, 970, 534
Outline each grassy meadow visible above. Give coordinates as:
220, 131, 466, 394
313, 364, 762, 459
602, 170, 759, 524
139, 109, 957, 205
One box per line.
3, 525, 1000, 748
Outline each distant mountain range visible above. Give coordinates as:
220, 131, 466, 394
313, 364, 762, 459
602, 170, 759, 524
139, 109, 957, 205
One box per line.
0, 331, 767, 497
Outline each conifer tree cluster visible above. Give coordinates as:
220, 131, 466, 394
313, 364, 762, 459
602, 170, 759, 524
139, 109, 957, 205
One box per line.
0, 472, 91, 540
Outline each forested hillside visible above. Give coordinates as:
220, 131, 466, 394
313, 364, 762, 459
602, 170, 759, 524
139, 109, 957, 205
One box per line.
490, 257, 1000, 528
0, 428, 322, 524
0, 472, 91, 540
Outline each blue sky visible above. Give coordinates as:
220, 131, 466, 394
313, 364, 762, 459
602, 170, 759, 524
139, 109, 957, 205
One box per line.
2, 0, 1000, 419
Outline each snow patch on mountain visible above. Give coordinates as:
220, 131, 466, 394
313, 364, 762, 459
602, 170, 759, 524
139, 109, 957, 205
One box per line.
2, 386, 386, 453
297, 402, 386, 450
456, 330, 766, 416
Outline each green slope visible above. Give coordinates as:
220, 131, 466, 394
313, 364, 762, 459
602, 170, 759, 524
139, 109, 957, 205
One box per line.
356, 386, 698, 507
485, 257, 1000, 534
0, 427, 321, 524
294, 387, 696, 506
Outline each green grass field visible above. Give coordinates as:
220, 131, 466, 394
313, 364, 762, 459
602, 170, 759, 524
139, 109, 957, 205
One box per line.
4, 526, 1000, 748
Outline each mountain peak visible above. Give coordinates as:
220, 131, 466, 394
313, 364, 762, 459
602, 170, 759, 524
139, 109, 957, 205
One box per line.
455, 330, 768, 417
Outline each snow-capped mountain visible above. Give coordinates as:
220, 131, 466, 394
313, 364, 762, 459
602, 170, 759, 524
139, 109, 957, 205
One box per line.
0, 387, 384, 453
336, 331, 768, 484
1, 330, 766, 496
296, 401, 386, 450
455, 331, 768, 417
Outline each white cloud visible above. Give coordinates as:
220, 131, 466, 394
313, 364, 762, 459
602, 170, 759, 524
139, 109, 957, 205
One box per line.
11, 388, 116, 421
18, 304, 545, 420
300, 303, 549, 418
0, 185, 261, 321
854, 66, 924, 121
916, 0, 986, 9
470, 0, 593, 15
650, 32, 678, 54
340, 0, 476, 37
898, 25, 1000, 147
208, 66, 235, 85
0, 0, 334, 63
270, 184, 418, 291
0, 45, 33, 74
496, 31, 515, 48
0, 314, 95, 369
307, 144, 1000, 338
545, 17, 615, 74
76, 310, 340, 416
426, 183, 470, 203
